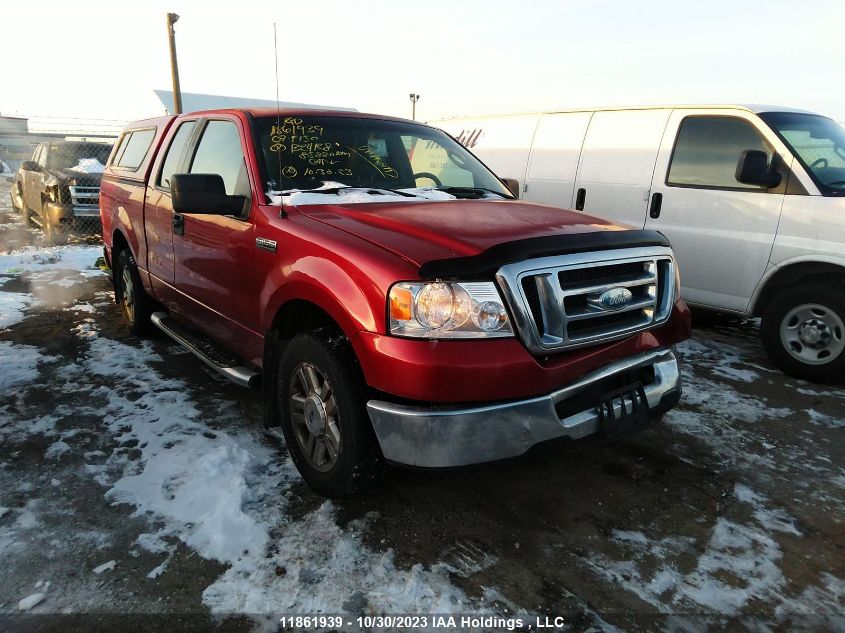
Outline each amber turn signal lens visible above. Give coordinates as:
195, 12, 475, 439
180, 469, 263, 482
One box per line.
389, 287, 413, 321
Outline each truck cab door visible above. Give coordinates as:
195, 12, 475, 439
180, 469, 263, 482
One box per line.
145, 119, 199, 288
572, 109, 671, 228
645, 109, 790, 312
171, 118, 259, 350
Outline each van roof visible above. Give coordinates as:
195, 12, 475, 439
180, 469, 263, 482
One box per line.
430, 104, 822, 121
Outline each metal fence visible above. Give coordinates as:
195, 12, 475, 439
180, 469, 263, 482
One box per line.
1, 114, 123, 244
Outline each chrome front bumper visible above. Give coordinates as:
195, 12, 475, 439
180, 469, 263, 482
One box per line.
366, 348, 680, 468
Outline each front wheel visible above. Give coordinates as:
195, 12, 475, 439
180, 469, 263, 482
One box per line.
114, 249, 153, 336
278, 333, 383, 497
761, 283, 845, 383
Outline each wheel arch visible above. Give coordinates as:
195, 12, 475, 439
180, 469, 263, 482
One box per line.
751, 259, 845, 317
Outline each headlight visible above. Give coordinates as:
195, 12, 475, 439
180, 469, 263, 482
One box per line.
45, 185, 59, 202
389, 281, 514, 339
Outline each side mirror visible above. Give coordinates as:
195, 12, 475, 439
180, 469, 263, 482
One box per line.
171, 173, 246, 215
20, 161, 41, 172
736, 150, 781, 188
501, 178, 520, 198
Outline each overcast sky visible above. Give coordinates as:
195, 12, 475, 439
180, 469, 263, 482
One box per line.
3, 0, 843, 126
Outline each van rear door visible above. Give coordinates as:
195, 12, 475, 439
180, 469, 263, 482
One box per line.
645, 108, 790, 312
572, 109, 671, 227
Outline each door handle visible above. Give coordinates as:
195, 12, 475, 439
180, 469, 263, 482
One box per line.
575, 187, 586, 211
649, 192, 663, 219
172, 213, 184, 236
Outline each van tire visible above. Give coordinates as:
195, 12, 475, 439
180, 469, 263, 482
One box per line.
277, 333, 384, 498
114, 249, 154, 336
761, 282, 845, 383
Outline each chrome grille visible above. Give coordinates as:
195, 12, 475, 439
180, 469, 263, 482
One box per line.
497, 247, 676, 354
68, 185, 100, 207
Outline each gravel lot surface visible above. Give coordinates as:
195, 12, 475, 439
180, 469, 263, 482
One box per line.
0, 182, 842, 632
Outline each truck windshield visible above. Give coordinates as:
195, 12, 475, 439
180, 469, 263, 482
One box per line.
760, 112, 845, 196
46, 143, 112, 171
254, 115, 512, 200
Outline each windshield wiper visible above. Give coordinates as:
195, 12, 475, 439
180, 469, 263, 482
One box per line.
282, 186, 421, 198
434, 186, 514, 200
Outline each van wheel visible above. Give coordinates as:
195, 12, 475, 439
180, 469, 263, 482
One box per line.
761, 283, 845, 383
114, 249, 153, 336
278, 333, 383, 498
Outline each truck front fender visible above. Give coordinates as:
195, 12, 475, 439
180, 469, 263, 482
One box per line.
262, 255, 382, 340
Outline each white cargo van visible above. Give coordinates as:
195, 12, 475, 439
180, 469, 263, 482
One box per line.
431, 106, 845, 382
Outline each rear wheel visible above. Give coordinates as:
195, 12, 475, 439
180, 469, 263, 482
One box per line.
278, 333, 383, 497
761, 282, 845, 383
114, 249, 153, 336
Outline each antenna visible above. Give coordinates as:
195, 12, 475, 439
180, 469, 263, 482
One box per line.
273, 22, 286, 217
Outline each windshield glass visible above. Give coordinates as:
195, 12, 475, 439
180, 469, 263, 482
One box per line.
254, 115, 511, 201
760, 112, 845, 195
46, 142, 112, 171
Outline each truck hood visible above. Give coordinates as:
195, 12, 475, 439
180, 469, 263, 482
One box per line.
293, 199, 625, 268
47, 168, 104, 183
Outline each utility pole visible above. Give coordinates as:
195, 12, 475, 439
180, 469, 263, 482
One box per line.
166, 13, 183, 114
409, 93, 420, 120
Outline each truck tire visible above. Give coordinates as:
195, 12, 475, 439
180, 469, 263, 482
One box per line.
114, 249, 153, 336
278, 333, 384, 497
761, 282, 845, 383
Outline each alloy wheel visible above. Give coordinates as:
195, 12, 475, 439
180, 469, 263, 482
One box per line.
289, 362, 341, 472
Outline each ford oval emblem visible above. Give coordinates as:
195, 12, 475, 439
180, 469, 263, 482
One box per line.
588, 287, 633, 311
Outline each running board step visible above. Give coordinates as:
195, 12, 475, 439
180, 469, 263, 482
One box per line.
150, 312, 260, 388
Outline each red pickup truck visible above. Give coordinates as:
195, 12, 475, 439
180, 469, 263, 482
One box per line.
100, 108, 691, 497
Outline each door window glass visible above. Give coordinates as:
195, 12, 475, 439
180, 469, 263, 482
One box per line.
190, 121, 250, 197
158, 121, 197, 188
668, 117, 772, 189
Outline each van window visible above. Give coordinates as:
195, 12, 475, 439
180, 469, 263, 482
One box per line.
760, 112, 845, 196
189, 121, 250, 198
158, 121, 197, 188
668, 117, 772, 189
401, 135, 474, 187
114, 129, 156, 170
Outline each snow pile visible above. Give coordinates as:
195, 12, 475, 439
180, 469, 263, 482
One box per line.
18, 592, 45, 611
92, 560, 116, 574
68, 158, 105, 174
